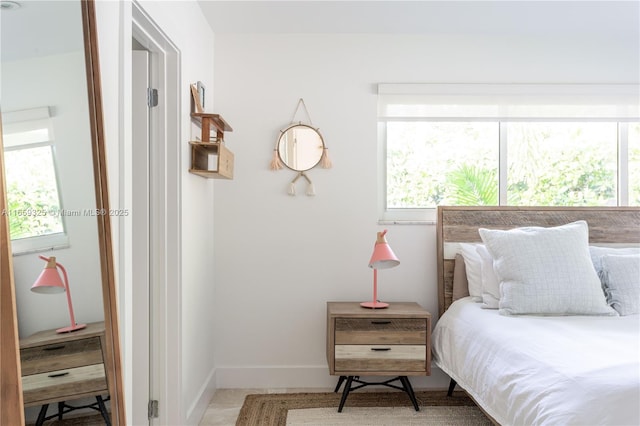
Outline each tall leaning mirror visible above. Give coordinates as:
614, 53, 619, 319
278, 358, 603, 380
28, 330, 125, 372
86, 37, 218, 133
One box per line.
0, 0, 125, 424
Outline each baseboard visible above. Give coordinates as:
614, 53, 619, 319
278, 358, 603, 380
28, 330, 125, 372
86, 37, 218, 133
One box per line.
185, 367, 217, 425
215, 365, 450, 390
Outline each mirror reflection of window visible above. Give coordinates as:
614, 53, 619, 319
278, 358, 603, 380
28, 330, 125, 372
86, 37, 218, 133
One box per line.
2, 108, 68, 253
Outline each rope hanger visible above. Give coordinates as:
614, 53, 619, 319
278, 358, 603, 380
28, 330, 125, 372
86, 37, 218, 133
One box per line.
288, 98, 331, 169
289, 98, 313, 126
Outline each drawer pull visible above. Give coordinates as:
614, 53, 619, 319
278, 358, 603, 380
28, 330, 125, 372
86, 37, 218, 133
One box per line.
48, 372, 69, 378
43, 345, 66, 351
371, 347, 391, 351
371, 320, 391, 325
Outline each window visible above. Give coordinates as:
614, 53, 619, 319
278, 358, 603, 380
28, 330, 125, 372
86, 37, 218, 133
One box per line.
629, 123, 640, 205
2, 107, 68, 254
387, 122, 498, 208
505, 122, 618, 206
379, 84, 640, 221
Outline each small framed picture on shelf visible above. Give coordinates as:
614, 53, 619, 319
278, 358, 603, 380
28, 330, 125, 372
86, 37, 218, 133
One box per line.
190, 83, 203, 113
197, 81, 206, 110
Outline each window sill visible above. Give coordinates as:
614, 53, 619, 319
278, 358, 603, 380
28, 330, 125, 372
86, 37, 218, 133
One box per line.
378, 220, 436, 225
11, 233, 70, 256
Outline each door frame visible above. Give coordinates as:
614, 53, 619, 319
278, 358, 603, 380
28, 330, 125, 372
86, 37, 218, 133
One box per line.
131, 48, 151, 425
127, 2, 182, 424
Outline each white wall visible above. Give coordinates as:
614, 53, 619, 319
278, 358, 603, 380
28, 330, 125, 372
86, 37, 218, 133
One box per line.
212, 31, 639, 388
3, 51, 103, 339
95, 0, 216, 424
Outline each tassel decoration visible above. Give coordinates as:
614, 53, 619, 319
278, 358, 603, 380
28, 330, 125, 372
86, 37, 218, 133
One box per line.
306, 182, 316, 196
321, 148, 332, 169
299, 172, 315, 196
270, 149, 283, 170
289, 172, 303, 196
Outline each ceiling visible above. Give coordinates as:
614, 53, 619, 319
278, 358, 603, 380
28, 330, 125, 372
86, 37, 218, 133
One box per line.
1, 1, 636, 63
0, 0, 82, 62
198, 0, 639, 36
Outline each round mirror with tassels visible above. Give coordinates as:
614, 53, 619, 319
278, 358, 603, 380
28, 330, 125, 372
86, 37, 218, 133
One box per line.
270, 99, 331, 195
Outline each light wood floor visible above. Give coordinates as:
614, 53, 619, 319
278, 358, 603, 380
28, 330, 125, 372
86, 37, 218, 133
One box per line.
199, 388, 334, 426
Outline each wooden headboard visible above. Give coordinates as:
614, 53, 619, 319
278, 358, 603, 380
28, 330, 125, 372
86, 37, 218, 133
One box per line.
436, 206, 640, 318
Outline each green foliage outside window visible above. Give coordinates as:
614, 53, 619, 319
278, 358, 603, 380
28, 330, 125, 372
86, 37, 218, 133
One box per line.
387, 122, 498, 208
506, 122, 617, 206
4, 146, 64, 240
446, 165, 498, 205
387, 121, 636, 208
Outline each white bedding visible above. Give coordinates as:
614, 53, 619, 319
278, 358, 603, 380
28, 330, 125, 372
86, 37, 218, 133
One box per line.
432, 297, 640, 426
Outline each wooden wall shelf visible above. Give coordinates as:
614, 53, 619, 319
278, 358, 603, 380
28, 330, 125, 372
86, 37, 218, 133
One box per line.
189, 113, 234, 179
189, 141, 234, 179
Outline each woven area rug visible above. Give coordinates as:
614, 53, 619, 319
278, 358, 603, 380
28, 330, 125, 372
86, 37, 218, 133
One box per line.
236, 391, 491, 426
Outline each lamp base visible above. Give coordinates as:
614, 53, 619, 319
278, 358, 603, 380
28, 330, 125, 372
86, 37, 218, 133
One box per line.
56, 323, 87, 333
360, 301, 389, 309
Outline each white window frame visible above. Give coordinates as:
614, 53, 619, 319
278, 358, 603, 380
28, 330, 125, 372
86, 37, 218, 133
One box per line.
378, 84, 640, 223
2, 107, 69, 254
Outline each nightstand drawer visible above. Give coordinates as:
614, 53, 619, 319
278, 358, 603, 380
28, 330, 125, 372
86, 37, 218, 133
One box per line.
20, 337, 103, 376
22, 364, 107, 405
334, 345, 426, 372
335, 318, 426, 345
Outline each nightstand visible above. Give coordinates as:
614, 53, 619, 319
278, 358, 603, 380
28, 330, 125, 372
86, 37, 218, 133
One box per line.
20, 321, 110, 425
326, 302, 431, 412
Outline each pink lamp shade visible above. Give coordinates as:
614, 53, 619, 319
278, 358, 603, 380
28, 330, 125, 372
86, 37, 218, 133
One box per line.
369, 233, 400, 269
361, 230, 400, 309
31, 257, 66, 293
31, 255, 86, 333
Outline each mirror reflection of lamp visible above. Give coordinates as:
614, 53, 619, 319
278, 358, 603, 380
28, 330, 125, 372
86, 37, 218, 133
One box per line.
31, 255, 87, 333
361, 229, 400, 309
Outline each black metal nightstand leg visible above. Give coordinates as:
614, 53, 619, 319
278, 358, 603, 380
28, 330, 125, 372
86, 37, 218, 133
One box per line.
96, 395, 111, 426
35, 405, 49, 426
334, 375, 346, 393
337, 376, 354, 412
447, 378, 457, 396
400, 376, 420, 411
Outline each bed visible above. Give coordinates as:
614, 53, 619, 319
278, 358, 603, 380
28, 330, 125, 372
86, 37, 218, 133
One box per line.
432, 206, 640, 426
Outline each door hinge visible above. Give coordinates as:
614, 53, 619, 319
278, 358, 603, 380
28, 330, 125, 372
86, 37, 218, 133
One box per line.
148, 399, 159, 419
147, 88, 159, 108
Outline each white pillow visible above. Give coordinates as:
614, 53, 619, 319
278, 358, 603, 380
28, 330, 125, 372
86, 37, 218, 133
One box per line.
479, 221, 617, 316
589, 246, 640, 274
476, 245, 500, 309
600, 254, 640, 316
459, 243, 483, 301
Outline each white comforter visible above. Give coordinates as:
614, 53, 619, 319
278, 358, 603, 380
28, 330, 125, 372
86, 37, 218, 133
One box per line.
432, 298, 640, 426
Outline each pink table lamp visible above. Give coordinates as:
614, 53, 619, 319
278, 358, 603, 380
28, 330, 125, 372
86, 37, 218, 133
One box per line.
361, 229, 400, 309
31, 255, 86, 333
